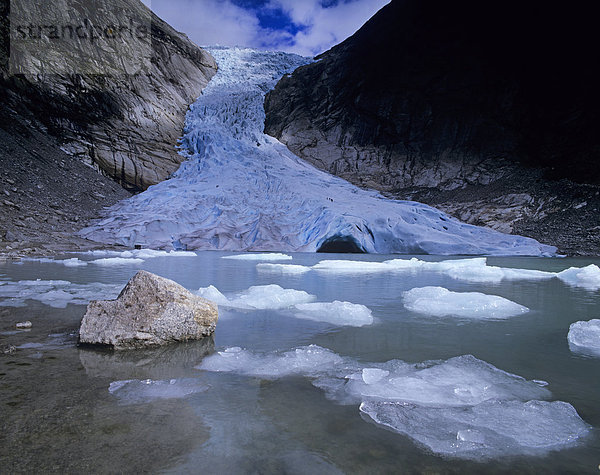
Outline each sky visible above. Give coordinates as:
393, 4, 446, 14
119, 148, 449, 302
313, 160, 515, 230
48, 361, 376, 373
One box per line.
141, 0, 390, 57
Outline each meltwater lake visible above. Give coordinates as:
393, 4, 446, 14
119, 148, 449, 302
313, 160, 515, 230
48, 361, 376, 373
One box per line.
1, 251, 599, 473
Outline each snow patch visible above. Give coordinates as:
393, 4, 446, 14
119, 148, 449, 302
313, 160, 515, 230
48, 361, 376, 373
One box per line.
403, 287, 529, 319
568, 319, 600, 357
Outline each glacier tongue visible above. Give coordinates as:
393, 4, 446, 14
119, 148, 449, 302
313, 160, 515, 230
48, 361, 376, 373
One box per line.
79, 47, 556, 256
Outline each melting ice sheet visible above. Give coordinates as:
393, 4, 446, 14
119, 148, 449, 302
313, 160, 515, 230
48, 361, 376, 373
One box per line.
0, 279, 121, 308
108, 378, 209, 405
403, 286, 529, 319
79, 47, 554, 256
198, 346, 590, 459
196, 285, 373, 326
568, 319, 600, 357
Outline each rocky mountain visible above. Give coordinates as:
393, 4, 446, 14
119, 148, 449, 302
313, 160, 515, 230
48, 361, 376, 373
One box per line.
1, 0, 216, 192
0, 0, 216, 256
264, 0, 600, 254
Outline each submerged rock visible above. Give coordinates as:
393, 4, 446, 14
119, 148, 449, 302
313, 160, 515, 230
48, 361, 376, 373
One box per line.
79, 271, 218, 349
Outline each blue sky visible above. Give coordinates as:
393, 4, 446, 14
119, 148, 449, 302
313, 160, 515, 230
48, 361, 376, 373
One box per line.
141, 0, 390, 56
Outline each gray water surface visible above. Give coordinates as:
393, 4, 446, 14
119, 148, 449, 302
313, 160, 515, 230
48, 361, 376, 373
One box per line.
1, 252, 599, 474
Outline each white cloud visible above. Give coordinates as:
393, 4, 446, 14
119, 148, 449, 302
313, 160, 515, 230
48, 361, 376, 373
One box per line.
272, 0, 390, 56
142, 0, 390, 57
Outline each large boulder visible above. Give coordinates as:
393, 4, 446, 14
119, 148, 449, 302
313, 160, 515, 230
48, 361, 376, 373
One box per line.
79, 271, 218, 349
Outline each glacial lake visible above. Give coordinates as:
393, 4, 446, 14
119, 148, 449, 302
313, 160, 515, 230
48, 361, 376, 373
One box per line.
1, 251, 599, 474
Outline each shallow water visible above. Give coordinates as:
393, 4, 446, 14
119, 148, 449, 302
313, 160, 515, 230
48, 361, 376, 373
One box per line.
1, 252, 599, 473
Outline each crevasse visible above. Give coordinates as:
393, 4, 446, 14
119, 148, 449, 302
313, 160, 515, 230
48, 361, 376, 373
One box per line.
79, 47, 556, 256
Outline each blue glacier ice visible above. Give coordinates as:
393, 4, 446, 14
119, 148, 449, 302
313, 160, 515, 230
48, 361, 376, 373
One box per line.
79, 47, 556, 256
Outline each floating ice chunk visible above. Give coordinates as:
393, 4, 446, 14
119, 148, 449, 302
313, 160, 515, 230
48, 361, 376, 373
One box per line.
271, 257, 556, 285
199, 345, 347, 379
85, 249, 196, 259
568, 319, 600, 356
360, 399, 590, 459
62, 258, 88, 267
91, 257, 145, 266
293, 301, 373, 327
133, 249, 196, 258
0, 279, 122, 308
403, 287, 529, 319
312, 260, 392, 274
199, 345, 588, 458
197, 285, 231, 306
361, 368, 390, 385
108, 378, 209, 405
21, 257, 88, 267
222, 253, 292, 261
215, 284, 316, 310
342, 355, 549, 407
557, 265, 600, 290
256, 263, 311, 274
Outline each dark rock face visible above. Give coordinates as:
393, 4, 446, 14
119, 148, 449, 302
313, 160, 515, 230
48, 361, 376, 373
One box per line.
1, 0, 216, 192
265, 0, 600, 190
264, 0, 600, 254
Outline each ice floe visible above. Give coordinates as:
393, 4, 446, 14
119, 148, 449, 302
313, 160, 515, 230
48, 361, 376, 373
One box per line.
90, 257, 145, 266
197, 284, 316, 310
222, 253, 292, 261
258, 257, 600, 290
199, 345, 348, 379
18, 250, 197, 268
293, 301, 373, 326
0, 279, 122, 308
557, 264, 600, 291
196, 284, 372, 326
20, 257, 88, 267
403, 286, 529, 319
199, 346, 590, 459
87, 249, 196, 258
256, 263, 311, 274
567, 319, 600, 357
108, 378, 209, 405
360, 399, 589, 459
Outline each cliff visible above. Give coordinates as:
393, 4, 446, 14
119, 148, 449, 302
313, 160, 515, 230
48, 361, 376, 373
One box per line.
0, 0, 216, 256
1, 0, 216, 192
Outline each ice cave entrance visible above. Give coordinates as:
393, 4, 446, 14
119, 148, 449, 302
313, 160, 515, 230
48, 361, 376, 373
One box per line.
316, 235, 366, 253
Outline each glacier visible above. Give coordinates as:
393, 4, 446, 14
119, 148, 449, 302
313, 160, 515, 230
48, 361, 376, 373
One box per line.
79, 47, 555, 256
